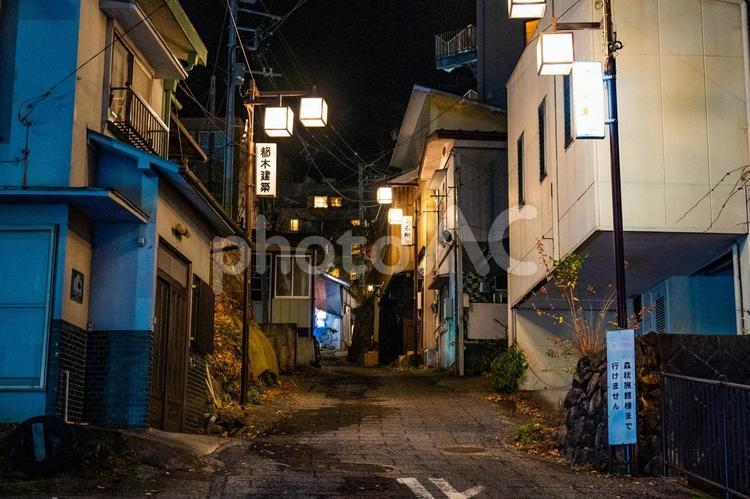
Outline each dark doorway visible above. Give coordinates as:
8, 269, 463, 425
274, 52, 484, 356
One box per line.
378, 274, 414, 365
150, 245, 190, 431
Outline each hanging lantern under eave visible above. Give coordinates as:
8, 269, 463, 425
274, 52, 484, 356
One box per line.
264, 106, 295, 137
508, 0, 546, 19
299, 97, 328, 127
536, 32, 574, 76
377, 186, 393, 205
388, 208, 403, 225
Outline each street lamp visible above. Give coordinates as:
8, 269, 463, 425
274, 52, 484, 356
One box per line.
377, 186, 393, 205
388, 208, 403, 224
508, 0, 546, 19
536, 32, 574, 76
264, 106, 295, 137
299, 97, 329, 127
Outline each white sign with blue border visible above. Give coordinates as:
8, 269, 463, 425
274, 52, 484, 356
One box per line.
607, 329, 637, 445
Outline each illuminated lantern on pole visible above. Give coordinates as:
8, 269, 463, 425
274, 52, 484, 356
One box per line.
536, 32, 574, 76
508, 0, 546, 19
377, 186, 393, 205
264, 106, 295, 137
299, 97, 329, 127
388, 208, 403, 224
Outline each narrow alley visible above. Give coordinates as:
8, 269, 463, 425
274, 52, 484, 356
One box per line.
199, 361, 689, 498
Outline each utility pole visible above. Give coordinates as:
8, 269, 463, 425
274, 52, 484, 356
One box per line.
224, 0, 239, 217
358, 164, 365, 226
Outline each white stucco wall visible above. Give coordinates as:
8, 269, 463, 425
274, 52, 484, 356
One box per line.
507, 0, 750, 307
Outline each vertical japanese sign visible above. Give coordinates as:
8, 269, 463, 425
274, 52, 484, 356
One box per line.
256, 143, 277, 197
607, 329, 637, 445
401, 215, 413, 245
572, 61, 606, 139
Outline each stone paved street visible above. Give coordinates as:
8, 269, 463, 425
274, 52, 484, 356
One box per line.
203, 364, 693, 498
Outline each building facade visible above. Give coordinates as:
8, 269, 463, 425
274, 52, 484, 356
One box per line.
0, 0, 237, 431
375, 86, 509, 372
507, 0, 750, 400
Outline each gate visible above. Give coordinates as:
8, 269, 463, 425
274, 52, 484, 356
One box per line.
662, 373, 750, 498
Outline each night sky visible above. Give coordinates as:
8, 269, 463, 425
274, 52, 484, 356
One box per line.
181, 0, 520, 180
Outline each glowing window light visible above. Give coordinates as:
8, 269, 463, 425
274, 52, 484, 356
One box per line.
314, 196, 328, 208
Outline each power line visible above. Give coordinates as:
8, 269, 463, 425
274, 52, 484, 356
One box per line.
17, 0, 170, 123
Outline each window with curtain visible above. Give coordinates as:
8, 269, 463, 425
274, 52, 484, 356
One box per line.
275, 255, 310, 298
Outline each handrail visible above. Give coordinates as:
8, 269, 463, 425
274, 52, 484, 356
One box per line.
109, 85, 169, 158
435, 25, 477, 60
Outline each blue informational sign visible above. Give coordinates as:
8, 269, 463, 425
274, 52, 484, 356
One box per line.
607, 329, 637, 445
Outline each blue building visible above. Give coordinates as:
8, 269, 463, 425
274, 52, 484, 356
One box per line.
0, 0, 240, 431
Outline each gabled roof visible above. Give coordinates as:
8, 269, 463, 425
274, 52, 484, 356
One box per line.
390, 86, 506, 171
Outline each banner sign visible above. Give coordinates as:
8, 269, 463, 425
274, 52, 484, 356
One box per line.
572, 61, 606, 140
607, 329, 637, 445
401, 215, 413, 245
256, 143, 277, 197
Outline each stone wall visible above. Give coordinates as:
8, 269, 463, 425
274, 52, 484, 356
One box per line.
557, 332, 750, 473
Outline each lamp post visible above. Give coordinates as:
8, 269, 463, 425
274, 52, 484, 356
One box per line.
240, 82, 330, 405
520, 0, 633, 474
530, 1, 627, 329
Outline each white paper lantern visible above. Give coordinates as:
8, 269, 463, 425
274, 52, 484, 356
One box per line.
508, 0, 546, 19
264, 106, 295, 137
536, 32, 574, 76
299, 97, 328, 127
388, 208, 403, 225
377, 186, 393, 205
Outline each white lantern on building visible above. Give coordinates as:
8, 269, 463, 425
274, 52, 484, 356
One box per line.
299, 97, 328, 127
508, 0, 546, 19
377, 186, 393, 205
388, 208, 403, 225
264, 106, 295, 137
536, 32, 574, 76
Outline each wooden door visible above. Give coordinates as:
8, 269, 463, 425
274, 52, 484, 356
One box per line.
150, 256, 190, 432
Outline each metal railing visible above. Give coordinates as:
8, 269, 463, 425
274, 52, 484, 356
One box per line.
434, 25, 476, 61
662, 372, 750, 498
109, 86, 169, 158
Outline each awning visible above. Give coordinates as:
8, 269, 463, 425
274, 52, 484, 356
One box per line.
100, 0, 188, 80
0, 187, 148, 223
314, 276, 343, 317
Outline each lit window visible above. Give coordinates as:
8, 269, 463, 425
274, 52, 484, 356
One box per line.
275, 256, 310, 298
289, 218, 300, 232
314, 196, 328, 208
330, 197, 343, 208
351, 219, 361, 227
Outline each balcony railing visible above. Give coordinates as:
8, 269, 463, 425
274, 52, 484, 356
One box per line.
435, 25, 477, 72
109, 86, 169, 158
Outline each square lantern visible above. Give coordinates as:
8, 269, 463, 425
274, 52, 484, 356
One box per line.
508, 0, 546, 19
289, 218, 300, 232
299, 97, 328, 127
388, 208, 403, 225
264, 106, 295, 137
536, 32, 574, 76
377, 186, 393, 205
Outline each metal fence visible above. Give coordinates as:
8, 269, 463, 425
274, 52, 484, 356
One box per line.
434, 25, 476, 60
109, 86, 170, 158
662, 372, 750, 498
